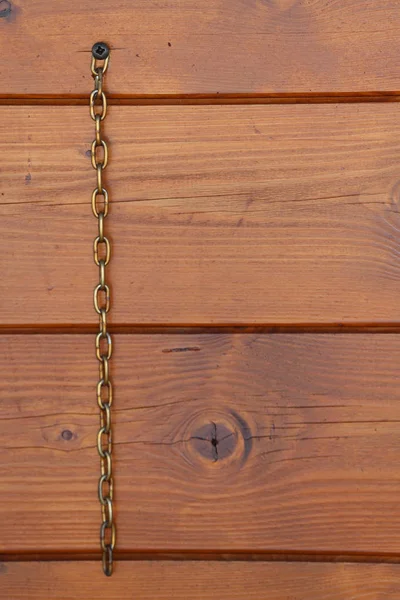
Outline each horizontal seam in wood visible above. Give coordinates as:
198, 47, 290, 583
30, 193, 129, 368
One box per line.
3, 551, 400, 564
2, 324, 400, 334
1, 93, 400, 106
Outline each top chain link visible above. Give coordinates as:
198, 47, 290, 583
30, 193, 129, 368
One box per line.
90, 41, 115, 577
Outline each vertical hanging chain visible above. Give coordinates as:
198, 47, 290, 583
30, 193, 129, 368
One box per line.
90, 42, 115, 577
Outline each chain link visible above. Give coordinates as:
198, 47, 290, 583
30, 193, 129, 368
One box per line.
90, 43, 115, 577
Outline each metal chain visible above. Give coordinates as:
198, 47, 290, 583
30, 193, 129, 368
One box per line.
90, 42, 115, 577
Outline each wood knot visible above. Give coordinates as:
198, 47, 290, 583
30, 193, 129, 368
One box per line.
181, 408, 252, 472
191, 421, 237, 462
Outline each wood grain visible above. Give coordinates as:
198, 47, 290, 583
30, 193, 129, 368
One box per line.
2, 561, 400, 599
2, 333, 400, 554
3, 104, 400, 326
1, 1, 400, 96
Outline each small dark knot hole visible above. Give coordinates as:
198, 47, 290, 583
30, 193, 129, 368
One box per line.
61, 429, 73, 441
0, 0, 11, 18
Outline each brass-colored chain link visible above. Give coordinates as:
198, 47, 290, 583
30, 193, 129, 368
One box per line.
90, 42, 115, 577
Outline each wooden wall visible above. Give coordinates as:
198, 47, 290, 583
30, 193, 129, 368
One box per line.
2, 1, 400, 598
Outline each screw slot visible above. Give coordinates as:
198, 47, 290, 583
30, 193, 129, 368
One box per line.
92, 42, 110, 60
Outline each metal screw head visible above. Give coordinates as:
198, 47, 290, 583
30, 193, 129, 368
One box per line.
92, 42, 110, 60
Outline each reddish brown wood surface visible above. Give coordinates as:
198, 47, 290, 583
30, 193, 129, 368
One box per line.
3, 104, 400, 326
1, 1, 400, 97
3, 3, 400, 592
2, 333, 400, 554
2, 561, 400, 599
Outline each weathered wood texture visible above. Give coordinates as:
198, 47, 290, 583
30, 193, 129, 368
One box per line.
2, 333, 400, 554
2, 561, 400, 599
1, 1, 400, 96
3, 104, 400, 326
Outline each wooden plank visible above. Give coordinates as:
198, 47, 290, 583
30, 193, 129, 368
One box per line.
2, 333, 400, 554
1, 1, 400, 96
2, 561, 400, 599
2, 104, 400, 326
